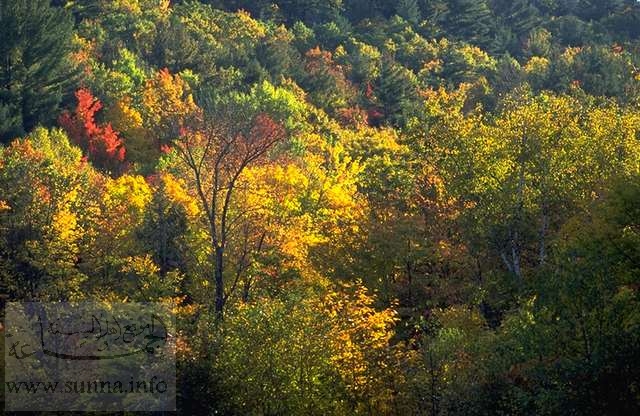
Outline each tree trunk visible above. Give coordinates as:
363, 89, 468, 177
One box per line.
214, 245, 225, 318
511, 134, 527, 286
242, 277, 251, 303
511, 229, 523, 284
539, 205, 549, 266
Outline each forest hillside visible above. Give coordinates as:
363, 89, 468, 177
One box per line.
1, 1, 640, 414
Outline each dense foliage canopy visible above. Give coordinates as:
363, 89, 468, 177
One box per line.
1, 0, 640, 414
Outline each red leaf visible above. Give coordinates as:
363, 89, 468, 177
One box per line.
59, 88, 126, 174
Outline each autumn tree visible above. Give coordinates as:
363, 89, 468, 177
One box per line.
0, 128, 90, 300
154, 3, 266, 84
59, 89, 126, 174
169, 89, 286, 317
212, 282, 408, 415
423, 174, 640, 415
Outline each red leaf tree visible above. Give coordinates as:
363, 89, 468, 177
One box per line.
59, 89, 126, 173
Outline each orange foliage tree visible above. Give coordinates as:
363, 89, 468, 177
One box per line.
173, 105, 286, 317
59, 89, 126, 174
142, 68, 199, 148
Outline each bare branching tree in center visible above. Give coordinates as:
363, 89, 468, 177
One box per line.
174, 108, 285, 317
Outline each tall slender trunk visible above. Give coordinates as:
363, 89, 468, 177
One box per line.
214, 245, 224, 318
242, 277, 251, 303
511, 229, 523, 284
512, 134, 527, 285
539, 207, 549, 266
428, 346, 439, 416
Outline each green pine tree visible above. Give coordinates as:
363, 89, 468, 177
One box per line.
139, 185, 189, 277
396, 0, 422, 25
66, 0, 102, 21
0, 0, 76, 142
491, 0, 541, 38
257, 27, 298, 82
422, 0, 449, 37
577, 0, 625, 21
277, 0, 344, 25
489, 0, 541, 54
375, 58, 416, 126
434, 0, 496, 50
